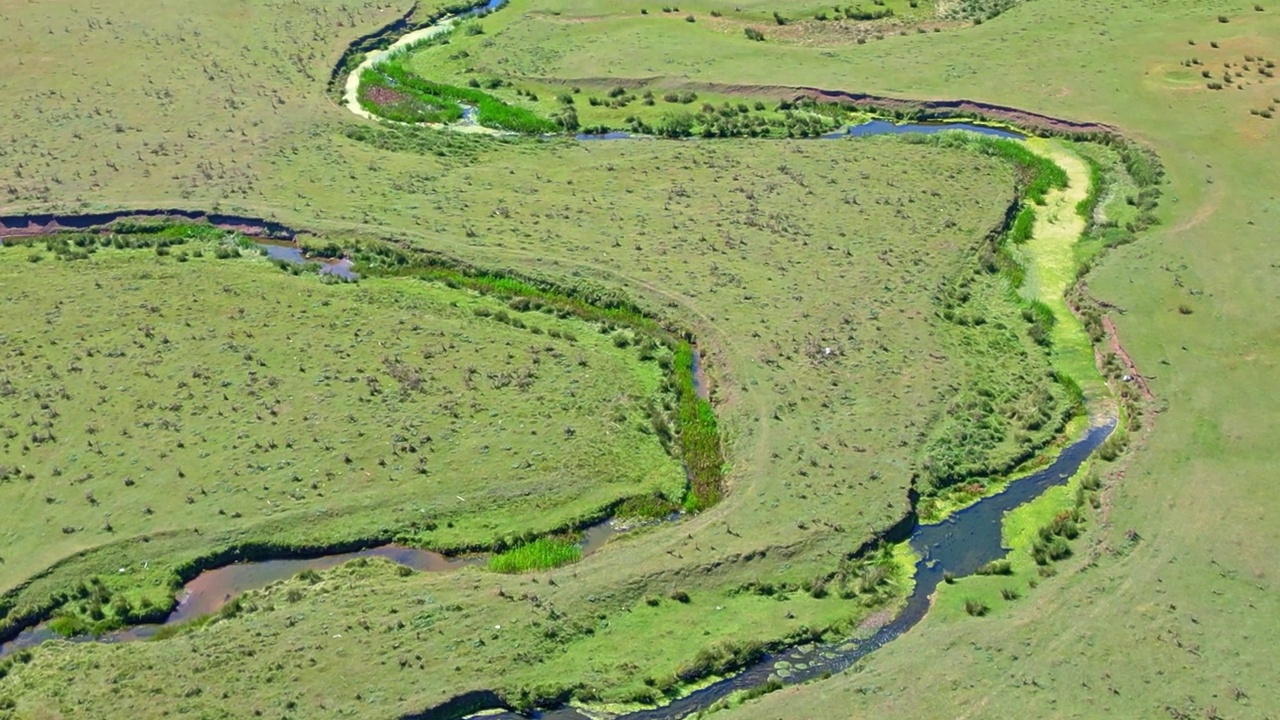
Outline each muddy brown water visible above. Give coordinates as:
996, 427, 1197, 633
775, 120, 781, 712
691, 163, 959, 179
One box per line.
0, 522, 621, 659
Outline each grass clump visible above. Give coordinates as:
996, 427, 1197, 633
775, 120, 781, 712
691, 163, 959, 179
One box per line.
1031, 509, 1082, 565
673, 343, 725, 511
488, 538, 582, 573
673, 639, 767, 683
975, 559, 1013, 576
615, 493, 679, 520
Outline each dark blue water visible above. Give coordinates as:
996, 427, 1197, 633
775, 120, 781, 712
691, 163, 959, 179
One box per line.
828, 119, 1025, 140
417, 420, 1116, 720
459, 0, 508, 18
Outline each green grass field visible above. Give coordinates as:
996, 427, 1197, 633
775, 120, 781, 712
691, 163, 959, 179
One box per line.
0, 231, 684, 635
1, 0, 1277, 717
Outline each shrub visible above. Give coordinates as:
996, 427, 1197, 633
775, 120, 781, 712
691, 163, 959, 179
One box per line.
976, 559, 1013, 576
616, 493, 678, 519
1010, 205, 1035, 243
963, 598, 989, 616
656, 111, 695, 137
744, 27, 765, 41
1097, 432, 1127, 461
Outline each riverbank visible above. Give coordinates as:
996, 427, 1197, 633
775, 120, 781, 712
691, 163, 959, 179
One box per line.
0, 130, 1141, 717
0, 229, 707, 652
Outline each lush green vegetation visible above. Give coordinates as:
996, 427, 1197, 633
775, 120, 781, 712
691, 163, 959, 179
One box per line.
0, 119, 1039, 714
4, 0, 1275, 716
358, 68, 466, 124
488, 537, 582, 572
361, 56, 558, 133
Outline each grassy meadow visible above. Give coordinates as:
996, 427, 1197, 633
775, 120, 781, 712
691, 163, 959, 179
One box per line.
0, 232, 683, 635
1, 0, 1275, 716
0, 130, 1068, 711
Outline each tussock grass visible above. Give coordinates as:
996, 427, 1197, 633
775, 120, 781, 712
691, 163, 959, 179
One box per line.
488, 538, 582, 572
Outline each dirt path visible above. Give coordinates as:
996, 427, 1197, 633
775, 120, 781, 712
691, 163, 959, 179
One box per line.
1166, 182, 1223, 236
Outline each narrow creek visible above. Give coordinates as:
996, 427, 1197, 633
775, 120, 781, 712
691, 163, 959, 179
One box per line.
256, 238, 359, 279
0, 20, 1109, 714
0, 229, 699, 661
409, 421, 1116, 720
0, 520, 622, 660
0, 116, 1098, 718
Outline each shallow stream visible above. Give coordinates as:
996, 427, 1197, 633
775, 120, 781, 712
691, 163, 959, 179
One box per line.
0, 522, 620, 660
442, 420, 1115, 720
0, 16, 1100, 713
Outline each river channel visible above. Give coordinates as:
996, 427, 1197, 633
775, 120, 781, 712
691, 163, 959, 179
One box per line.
0, 9, 1109, 714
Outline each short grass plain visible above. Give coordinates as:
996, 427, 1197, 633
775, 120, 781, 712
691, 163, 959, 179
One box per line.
0, 135, 1061, 712
0, 236, 682, 631
1, 0, 1277, 718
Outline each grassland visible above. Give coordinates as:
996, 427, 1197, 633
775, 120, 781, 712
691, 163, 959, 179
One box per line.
0, 129, 1064, 711
0, 230, 684, 636
0, 14, 1077, 706
2, 0, 1276, 717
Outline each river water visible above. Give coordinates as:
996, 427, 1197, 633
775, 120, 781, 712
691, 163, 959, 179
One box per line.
0, 522, 621, 660
0, 15, 1084, 713
436, 420, 1115, 720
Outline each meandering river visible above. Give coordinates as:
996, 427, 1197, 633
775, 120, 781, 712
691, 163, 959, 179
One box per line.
0, 7, 1121, 719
